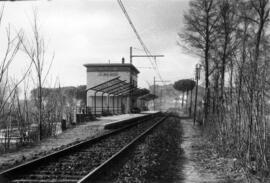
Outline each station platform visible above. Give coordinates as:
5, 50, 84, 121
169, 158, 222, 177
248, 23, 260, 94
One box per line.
141, 110, 160, 114
103, 113, 156, 129
0, 111, 159, 173
91, 111, 160, 129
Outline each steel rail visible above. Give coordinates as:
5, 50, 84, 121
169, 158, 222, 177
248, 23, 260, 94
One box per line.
0, 113, 159, 183
78, 115, 168, 183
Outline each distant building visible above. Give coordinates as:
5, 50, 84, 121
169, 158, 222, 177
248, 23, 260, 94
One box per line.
84, 63, 139, 115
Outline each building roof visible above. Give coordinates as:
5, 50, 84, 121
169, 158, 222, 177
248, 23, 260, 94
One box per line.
83, 63, 140, 74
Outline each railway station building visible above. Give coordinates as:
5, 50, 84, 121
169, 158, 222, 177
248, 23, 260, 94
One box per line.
84, 61, 140, 116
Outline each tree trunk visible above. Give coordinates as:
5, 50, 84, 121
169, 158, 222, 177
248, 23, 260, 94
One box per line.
204, 7, 211, 124
38, 75, 42, 141
190, 88, 193, 117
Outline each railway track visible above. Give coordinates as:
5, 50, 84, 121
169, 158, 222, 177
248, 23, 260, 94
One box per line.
0, 113, 167, 183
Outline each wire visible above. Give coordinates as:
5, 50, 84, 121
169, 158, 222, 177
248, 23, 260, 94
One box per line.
117, 0, 179, 97
117, 1, 158, 73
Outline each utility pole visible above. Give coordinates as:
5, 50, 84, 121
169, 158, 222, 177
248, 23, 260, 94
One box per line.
190, 83, 193, 117
153, 77, 156, 111
129, 46, 164, 63
194, 64, 201, 125
130, 47, 133, 64
129, 46, 164, 112
160, 89, 163, 111
153, 77, 170, 111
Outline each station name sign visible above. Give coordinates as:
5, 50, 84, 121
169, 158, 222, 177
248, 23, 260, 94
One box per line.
98, 72, 119, 77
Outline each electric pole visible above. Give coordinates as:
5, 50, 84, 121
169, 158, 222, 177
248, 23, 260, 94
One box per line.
153, 77, 156, 110
129, 46, 164, 112
130, 46, 133, 64
129, 46, 164, 63
194, 64, 201, 125
190, 82, 193, 117
153, 77, 170, 111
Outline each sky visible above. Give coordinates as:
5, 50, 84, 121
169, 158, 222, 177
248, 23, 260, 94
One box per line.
0, 0, 198, 89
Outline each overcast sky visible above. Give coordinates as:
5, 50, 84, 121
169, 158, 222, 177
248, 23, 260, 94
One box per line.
0, 0, 197, 89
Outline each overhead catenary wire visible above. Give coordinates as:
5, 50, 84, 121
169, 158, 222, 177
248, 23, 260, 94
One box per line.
117, 0, 179, 98
117, 1, 162, 80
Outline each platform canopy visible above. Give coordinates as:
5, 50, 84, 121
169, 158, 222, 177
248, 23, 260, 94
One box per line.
86, 76, 141, 96
132, 88, 150, 97
139, 93, 158, 101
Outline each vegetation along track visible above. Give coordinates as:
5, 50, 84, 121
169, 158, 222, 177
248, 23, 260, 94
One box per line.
0, 113, 167, 183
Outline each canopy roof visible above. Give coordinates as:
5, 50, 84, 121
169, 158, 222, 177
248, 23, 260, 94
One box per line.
139, 93, 158, 101
132, 88, 150, 97
86, 77, 145, 96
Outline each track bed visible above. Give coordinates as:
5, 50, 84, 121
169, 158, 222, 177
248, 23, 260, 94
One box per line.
0, 113, 165, 183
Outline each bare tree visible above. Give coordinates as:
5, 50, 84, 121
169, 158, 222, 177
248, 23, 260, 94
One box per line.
180, 0, 219, 121
0, 6, 33, 152
20, 11, 54, 141
182, 0, 270, 177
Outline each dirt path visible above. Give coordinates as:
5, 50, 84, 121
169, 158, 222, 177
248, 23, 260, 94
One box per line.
180, 119, 245, 183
